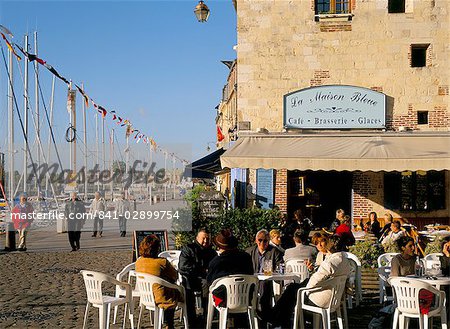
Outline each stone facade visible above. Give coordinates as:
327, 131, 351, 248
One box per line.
236, 0, 449, 132
232, 0, 449, 223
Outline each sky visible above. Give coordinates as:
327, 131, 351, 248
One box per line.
0, 0, 237, 170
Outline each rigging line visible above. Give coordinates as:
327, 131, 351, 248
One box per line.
0, 46, 39, 185
114, 133, 125, 164
27, 56, 64, 172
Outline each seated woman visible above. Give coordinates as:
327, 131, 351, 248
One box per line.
305, 232, 329, 272
335, 215, 356, 250
263, 234, 352, 328
135, 235, 181, 329
269, 229, 285, 254
440, 237, 450, 276
389, 236, 416, 277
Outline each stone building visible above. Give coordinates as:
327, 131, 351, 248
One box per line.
220, 0, 449, 228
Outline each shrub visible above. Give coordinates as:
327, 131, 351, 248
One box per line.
349, 238, 384, 268
173, 202, 283, 249
424, 236, 445, 255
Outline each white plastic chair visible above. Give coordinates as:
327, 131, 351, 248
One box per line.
158, 250, 182, 270
286, 259, 310, 282
377, 252, 399, 267
206, 275, 259, 329
377, 266, 394, 304
135, 272, 188, 329
343, 252, 362, 309
377, 253, 398, 303
80, 270, 134, 329
388, 277, 447, 329
113, 263, 141, 324
293, 275, 348, 329
424, 252, 443, 270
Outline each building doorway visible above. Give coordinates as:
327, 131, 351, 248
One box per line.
287, 170, 352, 229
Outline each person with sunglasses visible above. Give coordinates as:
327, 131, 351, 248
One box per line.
246, 229, 283, 274
246, 229, 283, 322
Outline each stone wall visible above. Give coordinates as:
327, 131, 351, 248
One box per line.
236, 0, 449, 132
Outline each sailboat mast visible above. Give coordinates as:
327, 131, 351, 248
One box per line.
23, 34, 29, 194
95, 113, 99, 191
110, 128, 114, 200
82, 83, 88, 200
34, 31, 40, 196
102, 116, 105, 191
8, 47, 15, 206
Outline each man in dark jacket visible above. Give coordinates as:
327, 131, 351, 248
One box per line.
179, 229, 217, 327
246, 229, 283, 321
64, 192, 86, 251
246, 229, 283, 274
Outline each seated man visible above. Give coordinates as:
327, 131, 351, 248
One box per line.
381, 221, 405, 247
207, 229, 254, 328
246, 229, 283, 274
283, 228, 317, 264
178, 228, 217, 327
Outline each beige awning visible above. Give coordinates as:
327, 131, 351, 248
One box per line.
220, 132, 450, 171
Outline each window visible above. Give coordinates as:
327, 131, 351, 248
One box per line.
384, 171, 446, 211
417, 111, 428, 125
316, 0, 351, 14
411, 44, 429, 67
388, 0, 405, 13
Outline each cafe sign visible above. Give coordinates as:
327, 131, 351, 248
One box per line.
283, 85, 386, 129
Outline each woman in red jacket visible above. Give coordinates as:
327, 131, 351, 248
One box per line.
11, 194, 34, 251
335, 215, 355, 250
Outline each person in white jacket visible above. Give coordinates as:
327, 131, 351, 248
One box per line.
90, 191, 106, 237
115, 191, 130, 237
260, 234, 352, 328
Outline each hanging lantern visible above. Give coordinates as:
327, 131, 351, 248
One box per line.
194, 0, 210, 23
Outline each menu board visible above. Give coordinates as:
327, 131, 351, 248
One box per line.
133, 230, 168, 262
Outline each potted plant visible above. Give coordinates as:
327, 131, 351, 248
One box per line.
349, 238, 384, 290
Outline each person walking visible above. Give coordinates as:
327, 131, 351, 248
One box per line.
64, 192, 86, 251
90, 191, 106, 237
11, 194, 34, 251
114, 191, 130, 237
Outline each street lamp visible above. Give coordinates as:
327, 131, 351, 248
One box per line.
194, 0, 210, 22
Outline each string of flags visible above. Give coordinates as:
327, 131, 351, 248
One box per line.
0, 24, 188, 165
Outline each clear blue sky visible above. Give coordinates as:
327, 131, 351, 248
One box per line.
0, 0, 236, 168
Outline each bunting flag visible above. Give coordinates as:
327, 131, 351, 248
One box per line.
43, 62, 70, 85
1, 33, 21, 60
75, 84, 89, 108
15, 44, 45, 64
117, 116, 123, 125
134, 131, 140, 139
217, 125, 225, 142
111, 110, 117, 121
93, 102, 107, 118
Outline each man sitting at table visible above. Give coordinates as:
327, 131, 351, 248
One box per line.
381, 221, 405, 248
207, 229, 254, 328
246, 229, 283, 274
179, 228, 217, 327
284, 228, 317, 264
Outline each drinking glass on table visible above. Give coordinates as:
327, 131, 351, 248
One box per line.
263, 259, 272, 276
